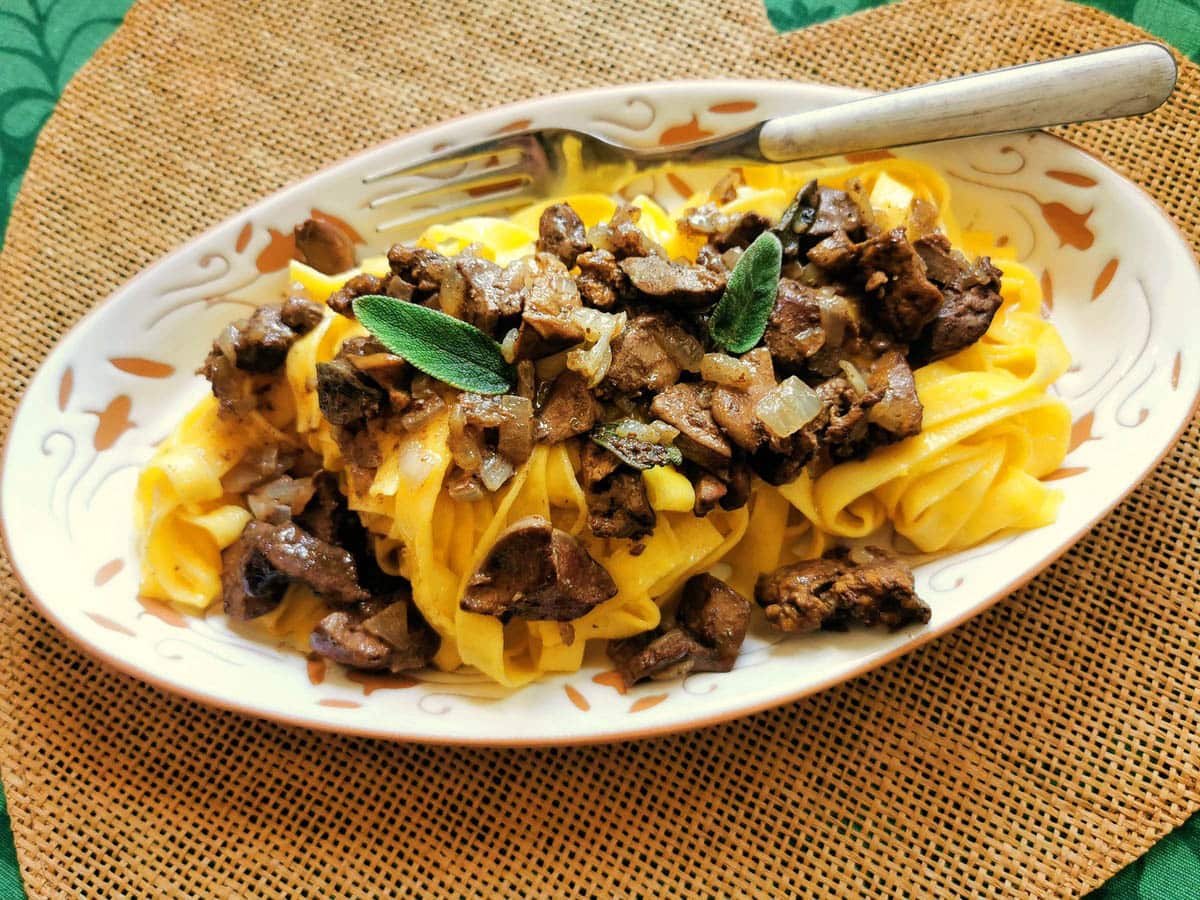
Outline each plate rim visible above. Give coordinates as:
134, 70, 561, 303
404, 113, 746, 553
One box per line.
4, 78, 1199, 746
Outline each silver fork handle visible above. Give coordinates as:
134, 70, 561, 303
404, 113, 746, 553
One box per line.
758, 42, 1177, 161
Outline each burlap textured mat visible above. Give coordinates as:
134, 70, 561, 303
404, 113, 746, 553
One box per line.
1, 0, 1197, 895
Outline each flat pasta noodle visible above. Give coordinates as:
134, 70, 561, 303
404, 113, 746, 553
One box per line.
133, 155, 1072, 686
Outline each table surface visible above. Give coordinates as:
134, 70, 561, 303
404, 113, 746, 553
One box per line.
1, 0, 1198, 896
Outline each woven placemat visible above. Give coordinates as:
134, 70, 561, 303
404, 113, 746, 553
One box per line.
1, 0, 1198, 895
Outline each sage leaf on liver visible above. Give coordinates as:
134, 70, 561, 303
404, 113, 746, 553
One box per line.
707, 231, 783, 354
353, 294, 515, 395
591, 421, 684, 470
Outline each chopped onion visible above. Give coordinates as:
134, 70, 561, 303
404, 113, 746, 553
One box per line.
399, 394, 445, 432
571, 307, 624, 342
847, 545, 877, 566
448, 403, 483, 472
906, 198, 939, 240
348, 352, 404, 373
500, 327, 519, 364
447, 470, 485, 502
708, 561, 734, 580
585, 222, 614, 253
567, 309, 626, 388
797, 263, 823, 287
701, 352, 753, 388
646, 420, 680, 444
755, 376, 823, 438
816, 289, 851, 349
437, 265, 466, 318
222, 444, 287, 493
720, 247, 744, 270
216, 322, 240, 363
534, 351, 568, 382
679, 203, 730, 236
247, 494, 289, 524
839, 360, 869, 395
259, 474, 315, 509
479, 451, 515, 492
397, 433, 439, 488
609, 419, 678, 446
659, 326, 704, 372
708, 170, 742, 204
567, 342, 612, 389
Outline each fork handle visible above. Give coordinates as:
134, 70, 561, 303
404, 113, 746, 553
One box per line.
758, 42, 1177, 161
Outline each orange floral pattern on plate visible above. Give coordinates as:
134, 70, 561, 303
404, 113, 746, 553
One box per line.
87, 395, 135, 451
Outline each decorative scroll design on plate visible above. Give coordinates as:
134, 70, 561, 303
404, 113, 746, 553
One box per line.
844, 149, 895, 164
255, 229, 296, 273
86, 395, 135, 451
681, 674, 719, 696
629, 694, 668, 713
235, 222, 253, 253
926, 535, 1019, 593
57, 367, 73, 411
968, 145, 1026, 176
40, 430, 76, 512
1069, 412, 1098, 453
564, 684, 590, 711
1091, 259, 1119, 300
1045, 170, 1098, 188
155, 637, 245, 666
592, 670, 626, 694
346, 671, 419, 695
85, 461, 141, 508
93, 559, 124, 586
657, 115, 714, 147
946, 171, 1096, 251
1043, 466, 1088, 482
708, 100, 757, 114
110, 357, 175, 378
137, 596, 190, 629
85, 613, 135, 637
592, 96, 656, 132
318, 698, 361, 709
307, 655, 327, 685
492, 118, 532, 135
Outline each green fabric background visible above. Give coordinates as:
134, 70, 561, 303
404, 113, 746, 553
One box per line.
1, 0, 1198, 896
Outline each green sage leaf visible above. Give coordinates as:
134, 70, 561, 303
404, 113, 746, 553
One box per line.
591, 421, 684, 470
353, 295, 515, 395
707, 231, 783, 354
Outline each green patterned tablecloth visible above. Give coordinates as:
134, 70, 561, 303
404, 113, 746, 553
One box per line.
2, 1, 1199, 896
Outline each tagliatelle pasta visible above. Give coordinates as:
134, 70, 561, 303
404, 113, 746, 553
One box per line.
135, 154, 1071, 687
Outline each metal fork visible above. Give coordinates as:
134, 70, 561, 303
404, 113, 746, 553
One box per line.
363, 42, 1175, 236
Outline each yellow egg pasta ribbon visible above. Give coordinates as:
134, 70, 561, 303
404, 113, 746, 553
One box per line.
134, 154, 1073, 687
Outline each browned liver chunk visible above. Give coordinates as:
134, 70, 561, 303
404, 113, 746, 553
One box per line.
755, 546, 929, 634
460, 516, 618, 621
619, 255, 726, 308
600, 312, 686, 398
311, 590, 439, 673
293, 218, 355, 276
535, 370, 597, 444
222, 520, 369, 619
536, 202, 590, 267
648, 382, 732, 471
580, 442, 656, 539
608, 573, 750, 687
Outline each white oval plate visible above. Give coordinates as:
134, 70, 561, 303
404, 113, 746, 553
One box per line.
4, 81, 1199, 745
